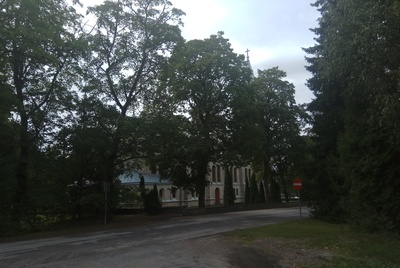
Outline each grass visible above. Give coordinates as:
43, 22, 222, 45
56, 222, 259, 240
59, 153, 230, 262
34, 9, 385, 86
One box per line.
226, 219, 400, 268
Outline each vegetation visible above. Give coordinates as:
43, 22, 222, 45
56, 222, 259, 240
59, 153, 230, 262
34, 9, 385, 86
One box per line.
0, 0, 398, 236
143, 184, 162, 215
228, 219, 400, 267
145, 32, 253, 208
244, 178, 250, 205
304, 0, 400, 232
223, 167, 235, 207
249, 173, 259, 204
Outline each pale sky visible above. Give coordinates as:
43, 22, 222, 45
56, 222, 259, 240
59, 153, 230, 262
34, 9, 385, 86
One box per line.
80, 0, 320, 104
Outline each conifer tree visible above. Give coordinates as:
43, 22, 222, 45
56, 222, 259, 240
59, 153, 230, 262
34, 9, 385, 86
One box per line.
258, 181, 266, 204
245, 178, 250, 205
223, 168, 235, 207
249, 173, 259, 204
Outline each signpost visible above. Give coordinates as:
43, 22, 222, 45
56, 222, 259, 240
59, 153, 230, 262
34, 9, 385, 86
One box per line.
292, 179, 303, 221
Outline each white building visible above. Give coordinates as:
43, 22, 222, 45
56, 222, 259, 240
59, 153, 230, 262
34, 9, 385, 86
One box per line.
119, 163, 252, 208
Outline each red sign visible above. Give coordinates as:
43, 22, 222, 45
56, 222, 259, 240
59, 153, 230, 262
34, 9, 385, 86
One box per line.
293, 179, 302, 190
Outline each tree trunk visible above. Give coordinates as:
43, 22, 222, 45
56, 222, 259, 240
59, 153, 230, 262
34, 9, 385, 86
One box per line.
280, 172, 289, 203
195, 155, 209, 208
14, 113, 29, 221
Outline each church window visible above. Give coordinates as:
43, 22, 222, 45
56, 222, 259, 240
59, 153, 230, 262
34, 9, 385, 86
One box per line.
212, 165, 216, 182
159, 188, 164, 200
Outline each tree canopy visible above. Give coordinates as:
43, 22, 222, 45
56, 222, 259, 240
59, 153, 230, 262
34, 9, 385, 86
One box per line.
305, 0, 400, 232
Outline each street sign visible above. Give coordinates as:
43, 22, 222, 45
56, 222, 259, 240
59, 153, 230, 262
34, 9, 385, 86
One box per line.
293, 179, 302, 190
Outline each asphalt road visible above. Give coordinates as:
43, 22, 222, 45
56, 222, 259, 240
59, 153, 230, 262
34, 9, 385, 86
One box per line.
0, 207, 306, 268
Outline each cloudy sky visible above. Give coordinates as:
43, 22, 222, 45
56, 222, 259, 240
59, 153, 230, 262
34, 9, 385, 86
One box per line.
169, 0, 320, 104
81, 0, 321, 104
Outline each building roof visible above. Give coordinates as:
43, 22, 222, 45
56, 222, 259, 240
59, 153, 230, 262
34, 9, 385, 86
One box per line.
119, 172, 173, 186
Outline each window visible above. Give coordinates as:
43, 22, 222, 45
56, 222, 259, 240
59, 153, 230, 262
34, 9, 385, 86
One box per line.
217, 165, 221, 182
159, 188, 164, 200
212, 165, 216, 182
172, 189, 176, 199
233, 167, 237, 183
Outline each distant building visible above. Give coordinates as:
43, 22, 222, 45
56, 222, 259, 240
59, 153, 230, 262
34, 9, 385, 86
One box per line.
119, 163, 252, 208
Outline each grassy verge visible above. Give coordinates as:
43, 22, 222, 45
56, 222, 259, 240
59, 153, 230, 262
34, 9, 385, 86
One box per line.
226, 219, 400, 268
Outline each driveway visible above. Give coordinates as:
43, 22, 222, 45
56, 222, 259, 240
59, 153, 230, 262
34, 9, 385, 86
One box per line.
0, 207, 306, 267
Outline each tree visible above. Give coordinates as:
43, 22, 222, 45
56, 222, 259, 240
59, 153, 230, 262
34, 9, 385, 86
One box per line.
0, 80, 17, 234
155, 32, 252, 208
0, 0, 84, 225
305, 0, 400, 232
250, 67, 303, 203
249, 173, 258, 205
223, 167, 235, 207
244, 178, 250, 205
144, 184, 162, 215
269, 178, 281, 203
258, 180, 266, 204
83, 0, 184, 209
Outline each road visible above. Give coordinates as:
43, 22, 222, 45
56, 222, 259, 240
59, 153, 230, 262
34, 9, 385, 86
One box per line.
0, 207, 306, 267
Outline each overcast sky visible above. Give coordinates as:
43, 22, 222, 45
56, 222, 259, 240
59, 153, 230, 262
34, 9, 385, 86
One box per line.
81, 0, 320, 104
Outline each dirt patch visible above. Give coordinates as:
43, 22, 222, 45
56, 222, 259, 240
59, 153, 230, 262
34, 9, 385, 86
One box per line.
228, 246, 283, 268
175, 235, 327, 268
225, 237, 334, 268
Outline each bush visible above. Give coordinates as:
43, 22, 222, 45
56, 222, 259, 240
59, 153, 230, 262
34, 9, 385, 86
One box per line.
144, 184, 162, 215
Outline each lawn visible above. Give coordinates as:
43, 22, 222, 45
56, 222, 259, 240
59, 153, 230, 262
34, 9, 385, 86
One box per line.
226, 219, 400, 268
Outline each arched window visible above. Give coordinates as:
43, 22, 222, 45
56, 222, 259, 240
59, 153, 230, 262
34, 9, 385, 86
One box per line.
217, 165, 221, 182
245, 168, 248, 179
171, 187, 177, 199
233, 167, 237, 183
159, 188, 164, 200
212, 165, 216, 182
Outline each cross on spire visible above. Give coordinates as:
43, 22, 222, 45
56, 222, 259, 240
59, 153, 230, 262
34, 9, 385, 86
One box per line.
245, 49, 250, 61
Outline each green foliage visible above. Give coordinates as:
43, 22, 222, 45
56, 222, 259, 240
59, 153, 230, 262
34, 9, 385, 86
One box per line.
144, 184, 162, 215
79, 0, 185, 213
118, 186, 142, 208
249, 67, 304, 203
305, 0, 400, 232
0, 0, 85, 228
223, 168, 235, 207
249, 173, 259, 204
152, 31, 252, 207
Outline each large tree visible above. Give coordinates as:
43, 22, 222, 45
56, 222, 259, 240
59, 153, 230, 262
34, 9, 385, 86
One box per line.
250, 67, 303, 203
154, 32, 252, 208
83, 0, 184, 205
0, 0, 84, 224
305, 0, 400, 232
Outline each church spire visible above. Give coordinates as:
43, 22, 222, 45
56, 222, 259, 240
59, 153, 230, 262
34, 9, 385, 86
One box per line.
245, 48, 254, 80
